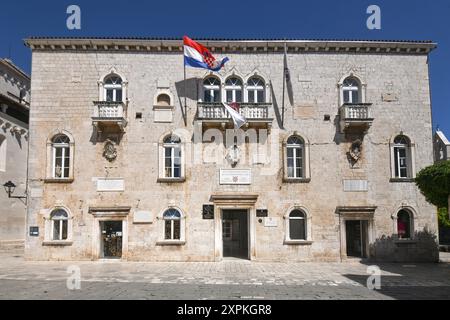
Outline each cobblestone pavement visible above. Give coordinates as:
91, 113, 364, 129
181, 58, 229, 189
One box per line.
0, 251, 449, 300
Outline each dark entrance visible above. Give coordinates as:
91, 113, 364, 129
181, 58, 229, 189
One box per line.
345, 220, 368, 258
100, 221, 123, 258
222, 210, 249, 259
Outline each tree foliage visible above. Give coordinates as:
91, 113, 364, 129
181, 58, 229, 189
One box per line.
415, 160, 450, 208
438, 207, 450, 228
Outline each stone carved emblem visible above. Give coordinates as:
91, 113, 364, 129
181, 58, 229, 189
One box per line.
226, 144, 240, 167
349, 139, 363, 163
103, 139, 117, 162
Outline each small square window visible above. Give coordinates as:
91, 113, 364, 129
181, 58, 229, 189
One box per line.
136, 112, 142, 119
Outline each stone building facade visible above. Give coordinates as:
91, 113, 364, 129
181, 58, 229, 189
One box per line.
0, 58, 30, 245
24, 37, 439, 262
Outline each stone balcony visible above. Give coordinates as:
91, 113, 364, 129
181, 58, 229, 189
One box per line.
339, 103, 374, 134
92, 101, 127, 133
196, 102, 273, 130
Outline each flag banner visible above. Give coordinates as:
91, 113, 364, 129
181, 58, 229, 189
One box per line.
184, 36, 229, 72
284, 43, 294, 106
223, 102, 246, 129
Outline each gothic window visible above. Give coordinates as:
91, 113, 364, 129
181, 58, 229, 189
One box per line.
393, 136, 411, 179
286, 136, 304, 179
203, 77, 221, 103
52, 135, 70, 179
104, 75, 123, 102
163, 134, 182, 179
342, 77, 361, 104
163, 208, 181, 240
247, 77, 265, 103
225, 77, 243, 103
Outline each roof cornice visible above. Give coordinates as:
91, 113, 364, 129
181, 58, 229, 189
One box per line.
24, 37, 437, 55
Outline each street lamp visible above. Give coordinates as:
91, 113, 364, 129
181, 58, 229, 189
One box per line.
3, 181, 26, 200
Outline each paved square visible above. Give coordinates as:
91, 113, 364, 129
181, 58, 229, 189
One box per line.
0, 250, 449, 300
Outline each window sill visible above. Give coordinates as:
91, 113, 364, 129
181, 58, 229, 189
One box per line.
283, 178, 311, 184
42, 241, 73, 246
44, 178, 74, 184
157, 177, 186, 183
156, 240, 186, 246
394, 239, 417, 244
283, 240, 313, 245
390, 178, 415, 183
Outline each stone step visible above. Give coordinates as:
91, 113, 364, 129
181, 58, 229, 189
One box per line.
0, 240, 25, 251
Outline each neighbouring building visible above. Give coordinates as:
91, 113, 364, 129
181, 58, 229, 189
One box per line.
434, 130, 450, 162
24, 37, 439, 262
0, 58, 30, 246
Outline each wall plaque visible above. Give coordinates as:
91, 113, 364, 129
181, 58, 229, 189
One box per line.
133, 211, 153, 224
264, 217, 278, 227
219, 169, 251, 185
343, 179, 368, 192
256, 209, 268, 217
29, 226, 39, 237
97, 178, 125, 192
202, 205, 214, 219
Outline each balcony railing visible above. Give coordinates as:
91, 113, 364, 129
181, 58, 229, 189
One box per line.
339, 103, 373, 133
197, 102, 271, 120
92, 101, 127, 133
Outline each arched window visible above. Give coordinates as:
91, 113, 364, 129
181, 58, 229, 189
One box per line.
393, 136, 411, 178
157, 94, 171, 106
52, 135, 70, 179
286, 136, 304, 179
289, 210, 306, 240
203, 77, 221, 103
163, 134, 182, 178
342, 77, 361, 104
397, 210, 413, 239
104, 75, 123, 102
247, 77, 265, 103
50, 209, 68, 241
225, 77, 243, 103
163, 208, 181, 240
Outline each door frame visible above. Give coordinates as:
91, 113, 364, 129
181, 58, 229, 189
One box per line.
337, 206, 376, 261
221, 209, 250, 260
100, 220, 124, 259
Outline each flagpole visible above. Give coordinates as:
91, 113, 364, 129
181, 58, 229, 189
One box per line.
184, 62, 187, 126
281, 41, 286, 128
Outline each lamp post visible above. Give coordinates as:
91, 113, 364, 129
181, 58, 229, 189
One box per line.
3, 181, 27, 200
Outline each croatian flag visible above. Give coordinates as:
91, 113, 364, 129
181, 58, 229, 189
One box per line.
223, 102, 246, 129
184, 36, 229, 72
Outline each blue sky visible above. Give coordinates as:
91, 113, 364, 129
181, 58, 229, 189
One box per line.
1, 0, 449, 135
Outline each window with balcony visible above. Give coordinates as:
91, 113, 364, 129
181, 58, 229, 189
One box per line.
104, 75, 123, 102
225, 77, 243, 103
247, 77, 265, 103
391, 135, 414, 180
203, 77, 221, 103
342, 77, 361, 104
